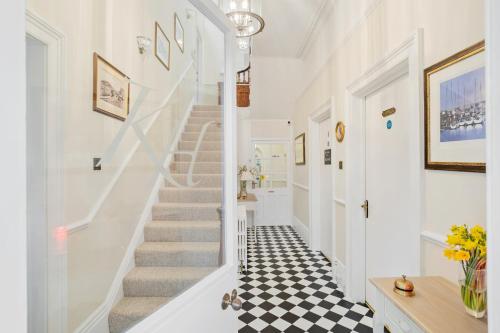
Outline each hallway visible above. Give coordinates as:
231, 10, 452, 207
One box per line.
238, 226, 373, 333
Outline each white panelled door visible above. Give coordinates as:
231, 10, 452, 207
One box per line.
253, 141, 291, 226
364, 73, 418, 309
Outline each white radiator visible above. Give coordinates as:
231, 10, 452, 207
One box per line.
237, 205, 248, 272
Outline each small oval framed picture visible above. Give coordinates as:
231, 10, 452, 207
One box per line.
335, 121, 345, 143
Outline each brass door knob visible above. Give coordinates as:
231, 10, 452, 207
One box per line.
221, 289, 242, 311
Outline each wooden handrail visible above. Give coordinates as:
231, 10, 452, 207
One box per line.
237, 64, 251, 84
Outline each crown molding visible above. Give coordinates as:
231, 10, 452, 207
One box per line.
295, 0, 336, 58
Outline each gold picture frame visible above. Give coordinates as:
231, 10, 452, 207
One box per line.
155, 22, 170, 70
295, 133, 306, 165
335, 121, 345, 143
174, 13, 184, 53
424, 41, 485, 173
93, 53, 130, 121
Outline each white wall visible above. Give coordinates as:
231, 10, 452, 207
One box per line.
0, 1, 27, 332
293, 0, 485, 280
249, 56, 303, 119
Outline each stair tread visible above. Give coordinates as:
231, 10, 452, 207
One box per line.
125, 266, 217, 281
110, 297, 171, 317
148, 220, 220, 225
137, 242, 220, 252
160, 187, 222, 191
154, 202, 220, 208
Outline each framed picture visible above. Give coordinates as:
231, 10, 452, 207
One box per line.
295, 133, 306, 165
424, 41, 485, 173
93, 53, 130, 121
174, 13, 184, 53
155, 22, 170, 70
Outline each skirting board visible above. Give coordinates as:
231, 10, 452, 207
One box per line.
332, 258, 346, 293
293, 216, 309, 246
74, 100, 194, 333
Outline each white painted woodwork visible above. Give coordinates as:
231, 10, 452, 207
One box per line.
364, 73, 417, 309
26, 35, 49, 333
345, 31, 423, 302
252, 140, 291, 226
486, 0, 500, 331
319, 118, 333, 261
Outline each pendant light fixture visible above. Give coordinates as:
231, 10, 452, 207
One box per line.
226, 0, 265, 38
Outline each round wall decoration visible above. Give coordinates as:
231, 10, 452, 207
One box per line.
335, 121, 345, 143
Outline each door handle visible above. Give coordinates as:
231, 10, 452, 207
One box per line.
268, 190, 275, 193
221, 289, 242, 311
361, 200, 369, 219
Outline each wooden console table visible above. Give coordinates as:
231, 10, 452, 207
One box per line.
370, 276, 487, 333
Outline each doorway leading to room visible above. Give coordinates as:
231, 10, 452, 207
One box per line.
308, 100, 335, 263
363, 73, 417, 308
252, 140, 292, 226
26, 33, 49, 333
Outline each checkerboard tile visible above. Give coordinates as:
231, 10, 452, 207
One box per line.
238, 226, 373, 333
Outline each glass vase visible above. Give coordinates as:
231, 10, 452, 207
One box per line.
459, 267, 487, 318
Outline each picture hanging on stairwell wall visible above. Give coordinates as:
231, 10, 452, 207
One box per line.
174, 13, 184, 53
93, 53, 130, 121
295, 133, 306, 165
424, 41, 485, 173
155, 22, 171, 71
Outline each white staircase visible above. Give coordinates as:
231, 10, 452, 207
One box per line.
108, 105, 223, 333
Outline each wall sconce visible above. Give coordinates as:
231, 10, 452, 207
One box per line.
136, 36, 152, 54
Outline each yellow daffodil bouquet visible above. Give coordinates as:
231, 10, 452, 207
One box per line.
443, 225, 487, 318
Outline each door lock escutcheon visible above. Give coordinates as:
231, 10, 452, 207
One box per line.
222, 289, 242, 311
361, 200, 369, 219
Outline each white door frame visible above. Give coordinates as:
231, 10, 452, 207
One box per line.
486, 1, 500, 331
251, 138, 292, 226
308, 97, 335, 256
129, 0, 238, 331
344, 30, 423, 302
26, 10, 67, 333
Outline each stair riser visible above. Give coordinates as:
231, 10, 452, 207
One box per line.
135, 249, 219, 267
174, 151, 223, 162
191, 111, 221, 118
159, 189, 222, 203
153, 206, 220, 221
182, 132, 222, 141
123, 277, 199, 297
193, 105, 222, 112
185, 124, 221, 132
170, 163, 222, 174
178, 141, 222, 151
165, 175, 223, 188
144, 225, 220, 242
187, 118, 222, 125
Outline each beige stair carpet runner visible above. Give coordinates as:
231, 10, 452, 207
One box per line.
108, 105, 223, 333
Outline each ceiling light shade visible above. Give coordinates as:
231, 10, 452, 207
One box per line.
226, 0, 264, 38
237, 37, 251, 50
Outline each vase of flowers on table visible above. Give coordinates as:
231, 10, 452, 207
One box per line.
237, 165, 257, 199
443, 224, 487, 318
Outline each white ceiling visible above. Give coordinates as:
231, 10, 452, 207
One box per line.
251, 0, 328, 58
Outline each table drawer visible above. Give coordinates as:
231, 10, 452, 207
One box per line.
385, 299, 424, 333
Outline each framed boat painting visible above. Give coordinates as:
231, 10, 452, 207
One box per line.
424, 41, 485, 173
93, 53, 130, 121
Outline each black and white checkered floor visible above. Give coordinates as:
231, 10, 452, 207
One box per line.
238, 226, 373, 333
